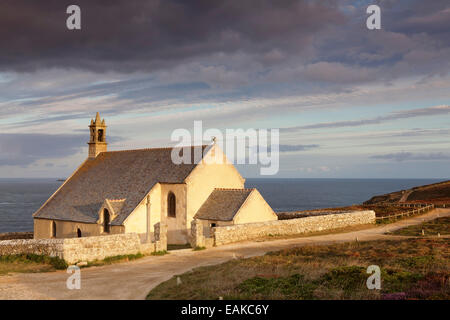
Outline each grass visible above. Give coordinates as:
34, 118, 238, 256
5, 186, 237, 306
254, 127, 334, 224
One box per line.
147, 238, 449, 300
193, 246, 206, 251
86, 253, 145, 267
151, 250, 169, 256
390, 217, 450, 237
0, 254, 68, 275
0, 253, 148, 274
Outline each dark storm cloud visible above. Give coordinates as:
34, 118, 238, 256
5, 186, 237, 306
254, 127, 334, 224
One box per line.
308, 0, 450, 81
0, 0, 448, 123
0, 0, 345, 72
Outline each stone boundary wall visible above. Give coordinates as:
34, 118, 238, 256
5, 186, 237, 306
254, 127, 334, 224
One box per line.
62, 233, 142, 264
0, 223, 167, 264
0, 231, 33, 240
0, 238, 65, 258
213, 210, 376, 246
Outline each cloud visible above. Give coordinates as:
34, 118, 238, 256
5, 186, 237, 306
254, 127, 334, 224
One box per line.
304, 62, 372, 84
277, 144, 319, 152
295, 166, 331, 173
0, 133, 87, 166
248, 144, 319, 154
283, 105, 450, 131
0, 133, 122, 167
370, 152, 450, 162
0, 0, 448, 129
0, 0, 344, 73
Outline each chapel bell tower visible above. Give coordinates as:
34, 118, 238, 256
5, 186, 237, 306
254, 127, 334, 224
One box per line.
88, 112, 107, 158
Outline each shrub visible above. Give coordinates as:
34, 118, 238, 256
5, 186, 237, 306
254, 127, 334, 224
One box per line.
0, 254, 68, 270
238, 274, 317, 299
151, 250, 169, 256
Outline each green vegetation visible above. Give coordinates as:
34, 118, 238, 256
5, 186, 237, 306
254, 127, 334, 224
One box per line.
391, 217, 450, 236
193, 246, 206, 251
86, 253, 145, 267
151, 250, 169, 256
0, 254, 67, 275
147, 238, 449, 300
0, 252, 149, 274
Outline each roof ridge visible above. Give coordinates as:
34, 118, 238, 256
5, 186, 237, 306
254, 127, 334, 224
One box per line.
101, 144, 209, 154
214, 188, 254, 191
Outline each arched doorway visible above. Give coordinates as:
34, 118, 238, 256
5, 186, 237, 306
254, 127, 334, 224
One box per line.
77, 228, 82, 238
103, 209, 110, 233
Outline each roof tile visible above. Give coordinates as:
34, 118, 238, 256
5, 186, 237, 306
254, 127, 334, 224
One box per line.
194, 188, 254, 221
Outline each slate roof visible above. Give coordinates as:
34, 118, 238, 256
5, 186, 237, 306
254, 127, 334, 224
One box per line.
105, 199, 126, 217
194, 188, 254, 221
33, 145, 211, 225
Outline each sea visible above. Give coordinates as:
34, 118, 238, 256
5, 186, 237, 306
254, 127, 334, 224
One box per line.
0, 178, 442, 233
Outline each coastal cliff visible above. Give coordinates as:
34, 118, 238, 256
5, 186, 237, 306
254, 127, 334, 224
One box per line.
364, 180, 450, 205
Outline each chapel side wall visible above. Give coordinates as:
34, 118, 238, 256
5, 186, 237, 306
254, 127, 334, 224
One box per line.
185, 145, 245, 230
34, 218, 123, 239
233, 190, 278, 225
124, 183, 162, 239
160, 183, 187, 244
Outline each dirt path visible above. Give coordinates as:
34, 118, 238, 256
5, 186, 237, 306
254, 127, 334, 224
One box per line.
1, 208, 448, 300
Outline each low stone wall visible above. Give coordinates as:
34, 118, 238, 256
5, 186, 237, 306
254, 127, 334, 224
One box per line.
0, 223, 168, 264
62, 233, 142, 263
0, 238, 65, 258
213, 210, 375, 246
0, 231, 33, 240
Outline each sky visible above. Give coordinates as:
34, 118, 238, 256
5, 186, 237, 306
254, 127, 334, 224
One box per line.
0, 0, 449, 179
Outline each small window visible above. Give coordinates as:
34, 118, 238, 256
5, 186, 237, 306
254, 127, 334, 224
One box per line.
77, 228, 82, 238
211, 223, 216, 228
103, 209, 110, 233
98, 129, 104, 142
51, 221, 56, 238
167, 192, 176, 217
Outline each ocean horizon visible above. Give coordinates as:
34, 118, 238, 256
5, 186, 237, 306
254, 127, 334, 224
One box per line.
0, 178, 444, 233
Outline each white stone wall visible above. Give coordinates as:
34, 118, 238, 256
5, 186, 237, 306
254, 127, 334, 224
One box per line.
62, 233, 142, 263
213, 210, 376, 246
0, 227, 167, 264
0, 238, 65, 259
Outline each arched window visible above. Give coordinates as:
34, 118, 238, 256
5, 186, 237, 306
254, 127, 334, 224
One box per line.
51, 221, 56, 238
98, 129, 104, 142
103, 209, 110, 233
77, 228, 82, 238
167, 192, 176, 217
